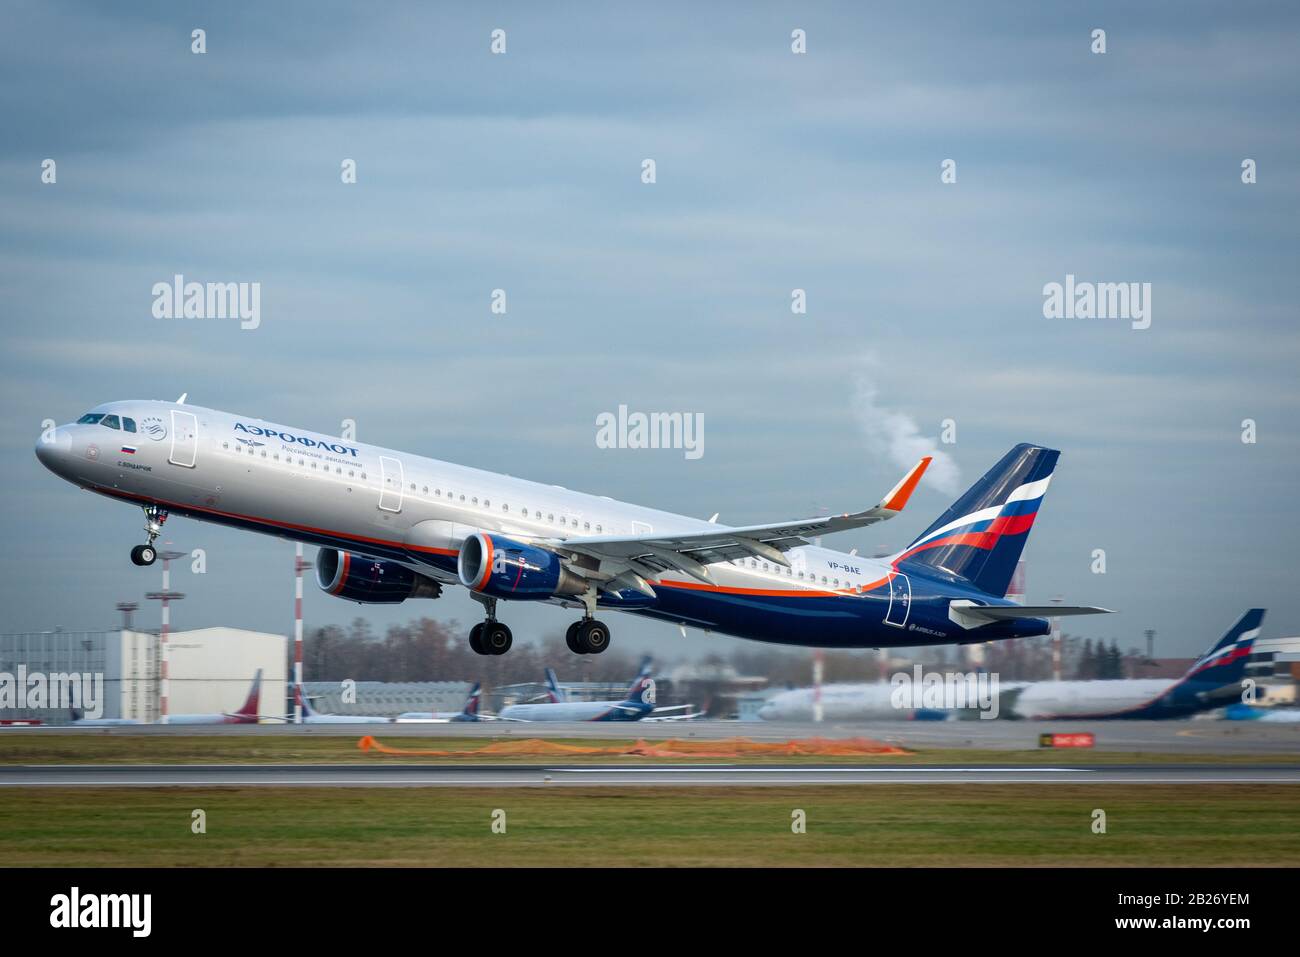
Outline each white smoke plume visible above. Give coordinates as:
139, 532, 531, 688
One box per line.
851, 375, 962, 496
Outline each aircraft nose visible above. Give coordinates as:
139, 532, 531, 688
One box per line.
34, 426, 72, 472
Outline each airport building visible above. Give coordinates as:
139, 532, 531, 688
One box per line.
0, 627, 287, 724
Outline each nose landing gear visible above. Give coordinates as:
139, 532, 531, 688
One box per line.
130, 505, 169, 566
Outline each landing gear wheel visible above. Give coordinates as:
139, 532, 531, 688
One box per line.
469, 622, 487, 655
577, 619, 610, 655
483, 622, 513, 655
130, 544, 157, 567
565, 622, 583, 654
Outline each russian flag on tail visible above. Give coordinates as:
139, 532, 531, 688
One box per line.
895, 444, 1059, 599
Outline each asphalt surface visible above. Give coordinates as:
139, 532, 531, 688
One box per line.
3, 763, 1298, 787
8, 718, 1298, 754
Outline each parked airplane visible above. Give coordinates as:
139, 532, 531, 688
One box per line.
760, 610, 1267, 722
393, 683, 486, 722
497, 657, 696, 722
36, 399, 1108, 655
1002, 609, 1264, 719
293, 682, 392, 724
759, 682, 953, 722
71, 669, 264, 725
1223, 703, 1300, 722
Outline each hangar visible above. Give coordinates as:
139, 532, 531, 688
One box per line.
0, 627, 286, 723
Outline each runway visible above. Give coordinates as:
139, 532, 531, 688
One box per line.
3, 763, 1298, 787
11, 718, 1298, 754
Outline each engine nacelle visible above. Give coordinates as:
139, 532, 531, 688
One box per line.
457, 533, 587, 600
316, 549, 442, 604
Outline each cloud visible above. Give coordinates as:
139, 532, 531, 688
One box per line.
851, 369, 961, 496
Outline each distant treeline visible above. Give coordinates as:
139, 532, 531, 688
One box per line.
301, 617, 638, 685
300, 616, 1139, 686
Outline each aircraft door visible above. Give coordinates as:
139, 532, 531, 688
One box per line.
884, 572, 911, 628
378, 455, 404, 512
168, 410, 198, 468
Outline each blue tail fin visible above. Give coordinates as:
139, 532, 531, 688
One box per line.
622, 656, 655, 706
461, 682, 482, 717
1179, 609, 1264, 687
544, 668, 565, 703
896, 444, 1059, 597
294, 682, 317, 718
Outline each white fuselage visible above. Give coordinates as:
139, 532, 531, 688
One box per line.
496, 700, 637, 722
35, 400, 902, 607
1007, 679, 1176, 719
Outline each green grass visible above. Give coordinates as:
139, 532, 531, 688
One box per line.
0, 733, 1296, 766
0, 784, 1295, 866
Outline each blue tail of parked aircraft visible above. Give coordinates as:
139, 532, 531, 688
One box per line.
1177, 608, 1263, 690
460, 682, 482, 719
294, 682, 318, 718
620, 656, 656, 709
544, 668, 565, 703
897, 443, 1059, 598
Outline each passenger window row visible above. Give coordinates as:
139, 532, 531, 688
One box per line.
732, 556, 839, 587
215, 440, 610, 533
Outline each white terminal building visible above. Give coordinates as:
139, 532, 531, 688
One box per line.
0, 627, 286, 724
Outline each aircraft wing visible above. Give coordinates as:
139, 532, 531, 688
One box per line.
642, 707, 706, 722
545, 457, 931, 593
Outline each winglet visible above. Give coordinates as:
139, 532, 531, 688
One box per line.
882, 456, 932, 512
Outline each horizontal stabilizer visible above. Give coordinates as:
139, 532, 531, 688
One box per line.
949, 600, 1113, 630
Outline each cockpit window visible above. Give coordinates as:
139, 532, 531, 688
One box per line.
100, 414, 120, 430
77, 413, 105, 425
122, 417, 137, 433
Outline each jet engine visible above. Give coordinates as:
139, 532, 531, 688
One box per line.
457, 533, 587, 600
315, 549, 442, 604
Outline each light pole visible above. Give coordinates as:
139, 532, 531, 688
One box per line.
115, 601, 138, 631
294, 543, 311, 724
146, 546, 186, 724
1050, 595, 1063, 682
812, 649, 824, 723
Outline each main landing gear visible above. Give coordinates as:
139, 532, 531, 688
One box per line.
129, 505, 169, 566
566, 618, 611, 655
468, 595, 512, 656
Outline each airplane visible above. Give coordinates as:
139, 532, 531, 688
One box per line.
71, 669, 265, 725
293, 682, 393, 724
760, 610, 1269, 722
758, 682, 954, 722
393, 683, 487, 722
1223, 703, 1300, 722
1001, 609, 1265, 719
35, 399, 1109, 655
496, 657, 696, 722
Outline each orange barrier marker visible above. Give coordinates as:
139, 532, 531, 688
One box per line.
357, 735, 908, 758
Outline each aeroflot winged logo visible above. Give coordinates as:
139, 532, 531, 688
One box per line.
234, 422, 359, 457
139, 416, 167, 441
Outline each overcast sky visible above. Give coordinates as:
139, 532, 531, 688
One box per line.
2, 1, 1297, 667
